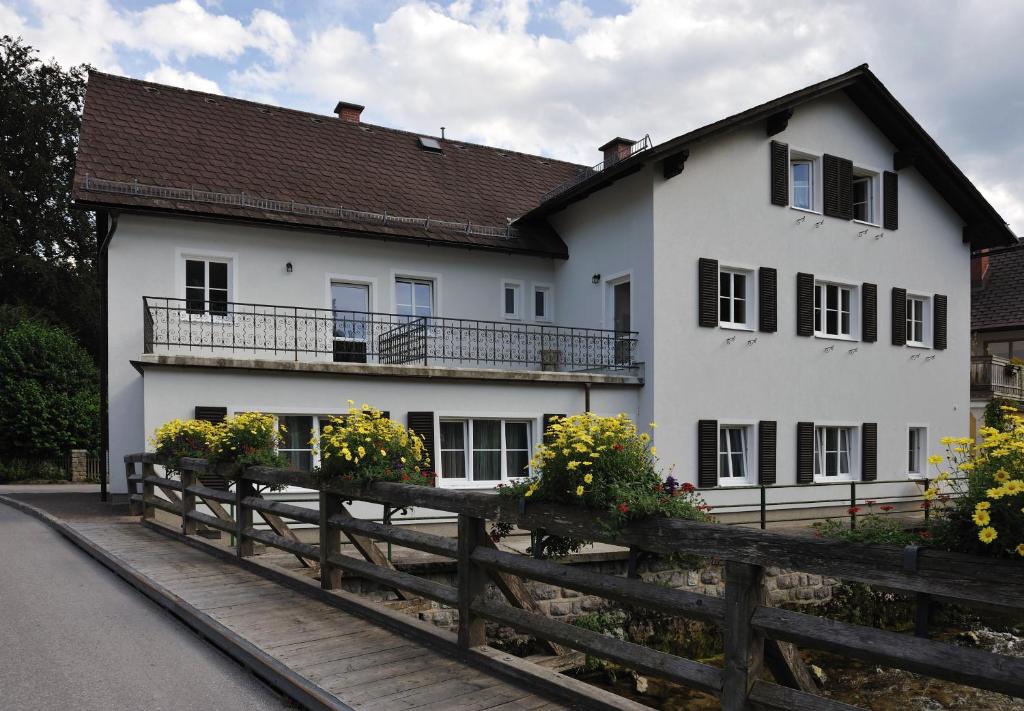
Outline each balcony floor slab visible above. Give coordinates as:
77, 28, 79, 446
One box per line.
132, 354, 645, 386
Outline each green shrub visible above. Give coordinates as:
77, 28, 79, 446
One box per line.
0, 319, 99, 458
0, 459, 67, 483
813, 512, 920, 546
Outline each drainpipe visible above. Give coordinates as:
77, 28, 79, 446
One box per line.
583, 383, 591, 413
98, 210, 119, 502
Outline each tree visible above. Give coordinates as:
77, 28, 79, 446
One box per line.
0, 36, 99, 359
0, 315, 99, 458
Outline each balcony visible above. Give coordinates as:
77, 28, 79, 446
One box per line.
142, 297, 640, 375
970, 354, 1024, 401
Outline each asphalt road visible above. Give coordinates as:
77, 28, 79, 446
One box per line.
0, 502, 294, 710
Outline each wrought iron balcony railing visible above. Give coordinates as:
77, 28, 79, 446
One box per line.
143, 297, 640, 374
971, 354, 1024, 401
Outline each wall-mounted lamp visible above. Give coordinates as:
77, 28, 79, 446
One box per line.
746, 338, 758, 346
910, 353, 921, 360
815, 219, 824, 228
848, 347, 858, 354
591, 273, 601, 285
795, 215, 806, 224
725, 336, 737, 344
858, 228, 869, 237
925, 354, 936, 361
286, 262, 293, 273
874, 233, 884, 240
824, 345, 834, 353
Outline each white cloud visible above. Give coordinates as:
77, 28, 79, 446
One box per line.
129, 0, 251, 61
144, 65, 222, 93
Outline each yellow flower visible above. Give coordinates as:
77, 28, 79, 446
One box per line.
575, 485, 584, 496
972, 510, 990, 526
357, 446, 366, 457
649, 422, 658, 429
995, 469, 1010, 482
380, 449, 387, 456
524, 489, 533, 497
567, 461, 580, 470
650, 447, 657, 456
922, 488, 937, 501
978, 526, 998, 544
1017, 543, 1024, 557
583, 473, 593, 484
583, 461, 592, 466
976, 501, 991, 511
927, 455, 944, 465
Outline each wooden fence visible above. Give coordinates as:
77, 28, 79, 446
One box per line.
125, 453, 1024, 711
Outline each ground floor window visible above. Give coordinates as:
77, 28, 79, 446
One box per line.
908, 426, 927, 476
718, 425, 750, 483
814, 426, 854, 478
439, 418, 532, 482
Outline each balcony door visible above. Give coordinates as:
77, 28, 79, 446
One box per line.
610, 278, 631, 366
331, 282, 369, 362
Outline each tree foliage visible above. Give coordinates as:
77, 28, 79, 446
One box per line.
0, 315, 99, 457
0, 35, 99, 358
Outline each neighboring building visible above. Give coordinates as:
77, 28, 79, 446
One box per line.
971, 242, 1024, 431
73, 64, 1015, 513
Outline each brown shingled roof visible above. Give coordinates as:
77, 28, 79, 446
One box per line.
973, 243, 1024, 331
72, 71, 583, 257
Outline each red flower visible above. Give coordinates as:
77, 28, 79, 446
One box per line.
880, 505, 894, 512
617, 503, 630, 513
401, 473, 410, 481
865, 499, 877, 506
848, 506, 860, 515
681, 482, 696, 493
918, 530, 931, 540
920, 500, 931, 510
612, 443, 624, 452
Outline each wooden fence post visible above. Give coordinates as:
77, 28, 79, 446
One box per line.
457, 514, 488, 648
126, 461, 142, 516
181, 466, 197, 535
141, 463, 156, 521
319, 491, 342, 590
722, 560, 765, 711
235, 476, 254, 557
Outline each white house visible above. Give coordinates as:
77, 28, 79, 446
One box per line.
74, 64, 1015, 513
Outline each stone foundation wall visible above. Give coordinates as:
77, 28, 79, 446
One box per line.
336, 555, 837, 630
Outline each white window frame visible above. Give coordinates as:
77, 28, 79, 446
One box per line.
327, 278, 373, 344
813, 424, 857, 481
272, 414, 325, 472
532, 284, 553, 323
718, 424, 752, 486
501, 280, 523, 320
907, 425, 928, 479
814, 280, 856, 340
789, 150, 819, 213
906, 294, 930, 347
852, 167, 880, 226
718, 267, 754, 330
176, 250, 235, 322
394, 276, 435, 319
437, 416, 535, 487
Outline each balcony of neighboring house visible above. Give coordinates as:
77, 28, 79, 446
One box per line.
140, 296, 642, 381
970, 354, 1024, 402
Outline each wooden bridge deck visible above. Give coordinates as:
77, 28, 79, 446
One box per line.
69, 520, 578, 711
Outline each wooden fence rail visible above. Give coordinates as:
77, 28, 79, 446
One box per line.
125, 453, 1024, 710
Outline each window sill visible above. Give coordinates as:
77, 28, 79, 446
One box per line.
908, 473, 929, 481
717, 478, 752, 487
853, 219, 880, 228
813, 333, 857, 342
790, 206, 821, 216
813, 476, 855, 484
906, 342, 931, 350
437, 480, 514, 490
719, 323, 755, 332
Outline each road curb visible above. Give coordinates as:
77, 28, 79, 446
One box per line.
0, 495, 353, 711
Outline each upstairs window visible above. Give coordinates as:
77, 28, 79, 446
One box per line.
185, 258, 229, 316
852, 171, 877, 223
791, 158, 815, 210
719, 269, 751, 329
906, 296, 927, 346
533, 286, 552, 322
396, 278, 433, 319
814, 282, 852, 338
502, 281, 521, 320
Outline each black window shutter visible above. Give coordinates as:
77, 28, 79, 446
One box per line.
407, 412, 436, 469
542, 414, 566, 445
796, 422, 815, 484
933, 294, 948, 351
861, 283, 877, 343
697, 420, 718, 488
758, 267, 778, 333
883, 171, 899, 230
796, 272, 815, 337
758, 421, 777, 485
822, 154, 853, 219
381, 411, 391, 420
861, 423, 878, 481
770, 141, 789, 206
194, 406, 227, 423
891, 287, 907, 346
698, 258, 719, 328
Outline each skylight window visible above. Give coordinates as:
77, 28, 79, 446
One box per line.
419, 136, 443, 153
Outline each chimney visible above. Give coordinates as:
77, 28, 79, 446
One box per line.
598, 137, 636, 166
334, 101, 365, 123
971, 251, 990, 288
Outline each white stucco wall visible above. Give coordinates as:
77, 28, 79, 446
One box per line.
648, 92, 971, 488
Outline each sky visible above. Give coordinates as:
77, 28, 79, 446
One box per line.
2, 0, 1021, 235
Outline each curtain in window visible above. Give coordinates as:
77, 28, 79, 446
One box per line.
472, 420, 502, 480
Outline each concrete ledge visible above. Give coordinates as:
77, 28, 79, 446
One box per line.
0, 495, 354, 711
133, 354, 645, 385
